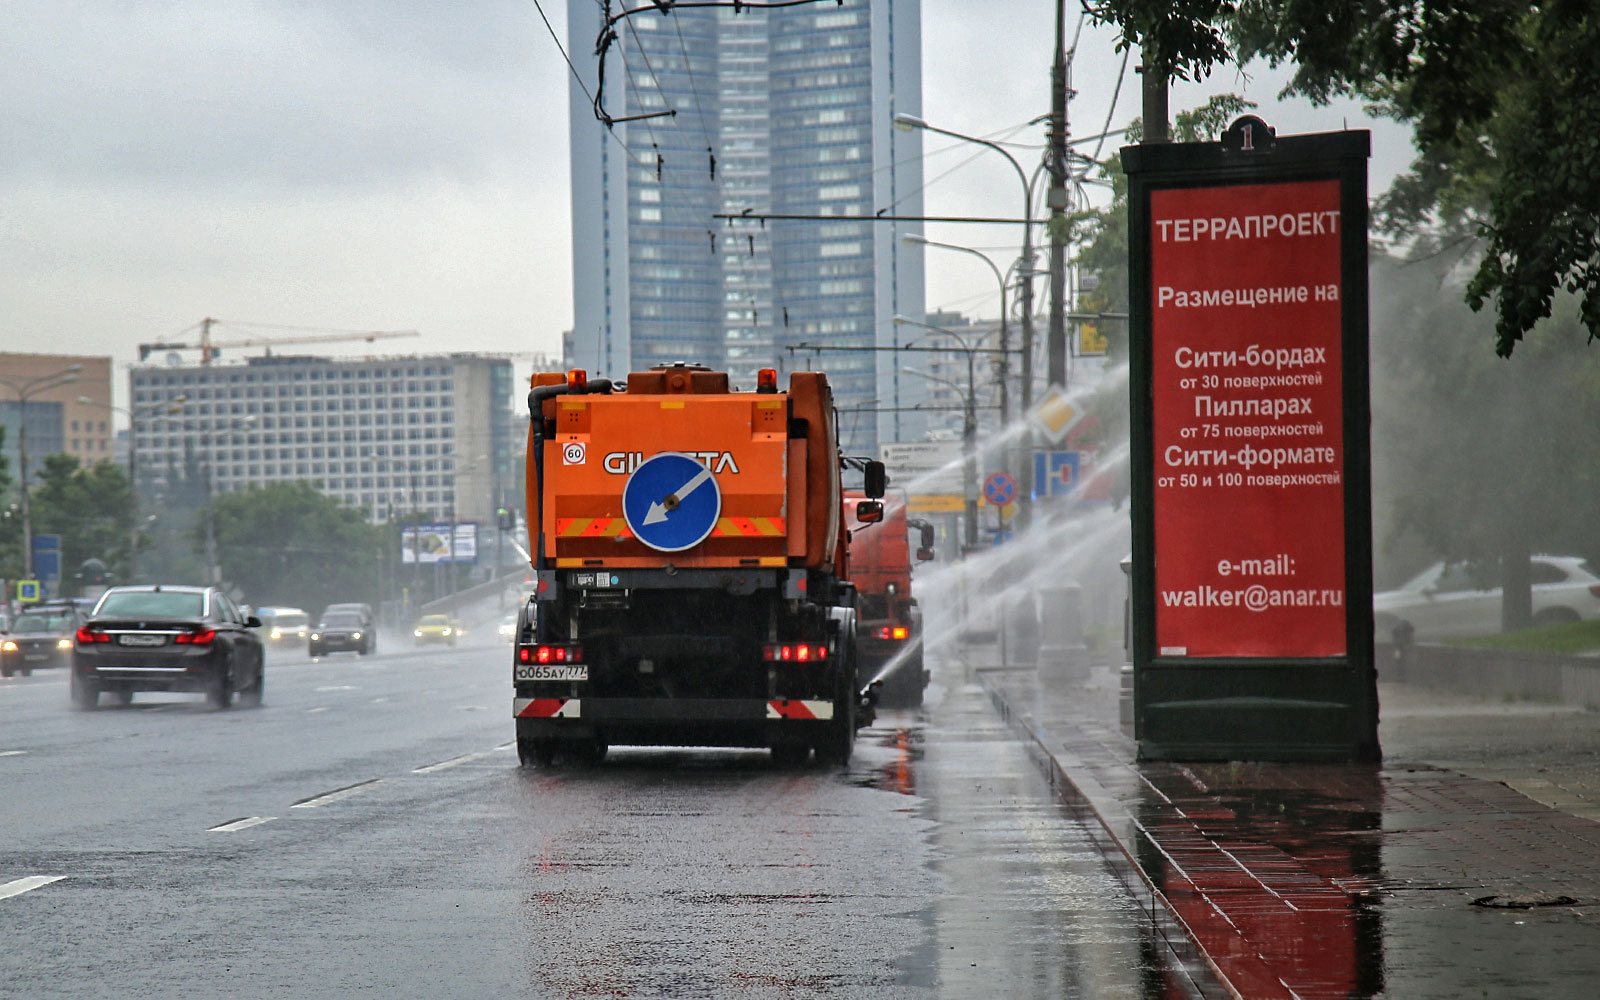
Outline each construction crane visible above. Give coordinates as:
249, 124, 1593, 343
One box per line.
137, 317, 421, 365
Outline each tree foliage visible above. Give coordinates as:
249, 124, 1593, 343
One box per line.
1086, 1, 1600, 357
29, 455, 136, 594
204, 481, 386, 612
1369, 249, 1600, 626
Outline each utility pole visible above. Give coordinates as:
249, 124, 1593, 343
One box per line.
1046, 0, 1070, 389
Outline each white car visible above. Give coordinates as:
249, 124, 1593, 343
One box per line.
1374, 555, 1600, 642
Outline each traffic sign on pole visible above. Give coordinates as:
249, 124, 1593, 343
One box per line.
1034, 451, 1081, 497
622, 453, 723, 552
982, 472, 1017, 508
1029, 383, 1083, 443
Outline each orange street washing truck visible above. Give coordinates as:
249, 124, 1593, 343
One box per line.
514, 363, 886, 767
845, 484, 935, 707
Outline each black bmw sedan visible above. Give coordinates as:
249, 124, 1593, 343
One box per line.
71, 585, 265, 710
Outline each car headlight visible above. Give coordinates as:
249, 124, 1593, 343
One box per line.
442, 628, 452, 636
271, 629, 283, 639
414, 630, 423, 637
311, 633, 321, 641
58, 638, 73, 650
1, 640, 16, 652
353, 632, 362, 639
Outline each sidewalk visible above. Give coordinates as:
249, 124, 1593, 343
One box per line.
971, 651, 1600, 999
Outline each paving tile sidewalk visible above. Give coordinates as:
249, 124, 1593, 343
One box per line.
970, 654, 1600, 999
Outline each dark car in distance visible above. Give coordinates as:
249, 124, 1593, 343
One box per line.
322, 603, 376, 649
2, 602, 85, 676
71, 585, 264, 710
308, 611, 372, 657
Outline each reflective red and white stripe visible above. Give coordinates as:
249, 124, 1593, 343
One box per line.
514, 698, 581, 719
767, 699, 834, 721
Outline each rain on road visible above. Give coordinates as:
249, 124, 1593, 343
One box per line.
0, 631, 1178, 998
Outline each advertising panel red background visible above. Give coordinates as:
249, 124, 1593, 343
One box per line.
1151, 180, 1345, 657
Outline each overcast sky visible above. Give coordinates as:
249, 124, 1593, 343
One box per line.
2, 1, 1411, 410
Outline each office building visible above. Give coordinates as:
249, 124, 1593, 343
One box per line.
127, 354, 517, 527
0, 353, 115, 486
567, 0, 926, 454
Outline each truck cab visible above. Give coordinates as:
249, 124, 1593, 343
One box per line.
845, 485, 934, 707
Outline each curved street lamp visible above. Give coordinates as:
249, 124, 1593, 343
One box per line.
0, 364, 84, 585
894, 113, 1039, 525
900, 233, 1010, 426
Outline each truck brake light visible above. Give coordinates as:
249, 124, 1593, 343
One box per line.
875, 626, 911, 640
520, 644, 584, 665
762, 642, 827, 662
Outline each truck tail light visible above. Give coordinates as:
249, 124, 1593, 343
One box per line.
174, 628, 216, 646
520, 644, 584, 665
874, 626, 911, 641
75, 627, 111, 645
762, 642, 827, 663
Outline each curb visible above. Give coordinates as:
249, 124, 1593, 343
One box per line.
977, 668, 1238, 1000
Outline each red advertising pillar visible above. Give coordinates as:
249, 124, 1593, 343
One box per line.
1124, 118, 1378, 761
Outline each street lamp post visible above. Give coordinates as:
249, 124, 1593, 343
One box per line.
900, 234, 1010, 426
893, 113, 1039, 524
1, 364, 84, 585
447, 453, 489, 595
901, 359, 978, 548
193, 416, 257, 587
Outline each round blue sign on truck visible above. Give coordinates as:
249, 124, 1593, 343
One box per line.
622, 452, 723, 552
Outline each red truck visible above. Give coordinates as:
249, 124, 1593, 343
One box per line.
514, 363, 886, 766
846, 487, 935, 707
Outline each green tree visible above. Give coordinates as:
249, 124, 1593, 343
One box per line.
1086, 1, 1600, 356
29, 455, 137, 595
1370, 249, 1600, 629
203, 481, 386, 612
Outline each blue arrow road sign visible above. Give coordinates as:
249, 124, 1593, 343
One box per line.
622, 452, 723, 552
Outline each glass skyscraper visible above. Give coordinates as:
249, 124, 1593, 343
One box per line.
567, 0, 926, 455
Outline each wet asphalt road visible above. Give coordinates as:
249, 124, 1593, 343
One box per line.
0, 633, 1170, 998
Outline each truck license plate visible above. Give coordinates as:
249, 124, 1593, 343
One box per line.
119, 634, 167, 646
516, 664, 588, 682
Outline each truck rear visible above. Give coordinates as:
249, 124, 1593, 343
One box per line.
845, 488, 934, 706
514, 364, 883, 766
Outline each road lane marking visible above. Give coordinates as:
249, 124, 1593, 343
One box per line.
315, 685, 357, 692
371, 697, 390, 704
306, 706, 330, 714
0, 750, 26, 757
0, 876, 66, 900
457, 705, 488, 712
207, 816, 277, 832
290, 778, 390, 809
413, 751, 493, 774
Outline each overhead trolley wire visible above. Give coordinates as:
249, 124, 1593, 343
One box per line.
533, 0, 652, 166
